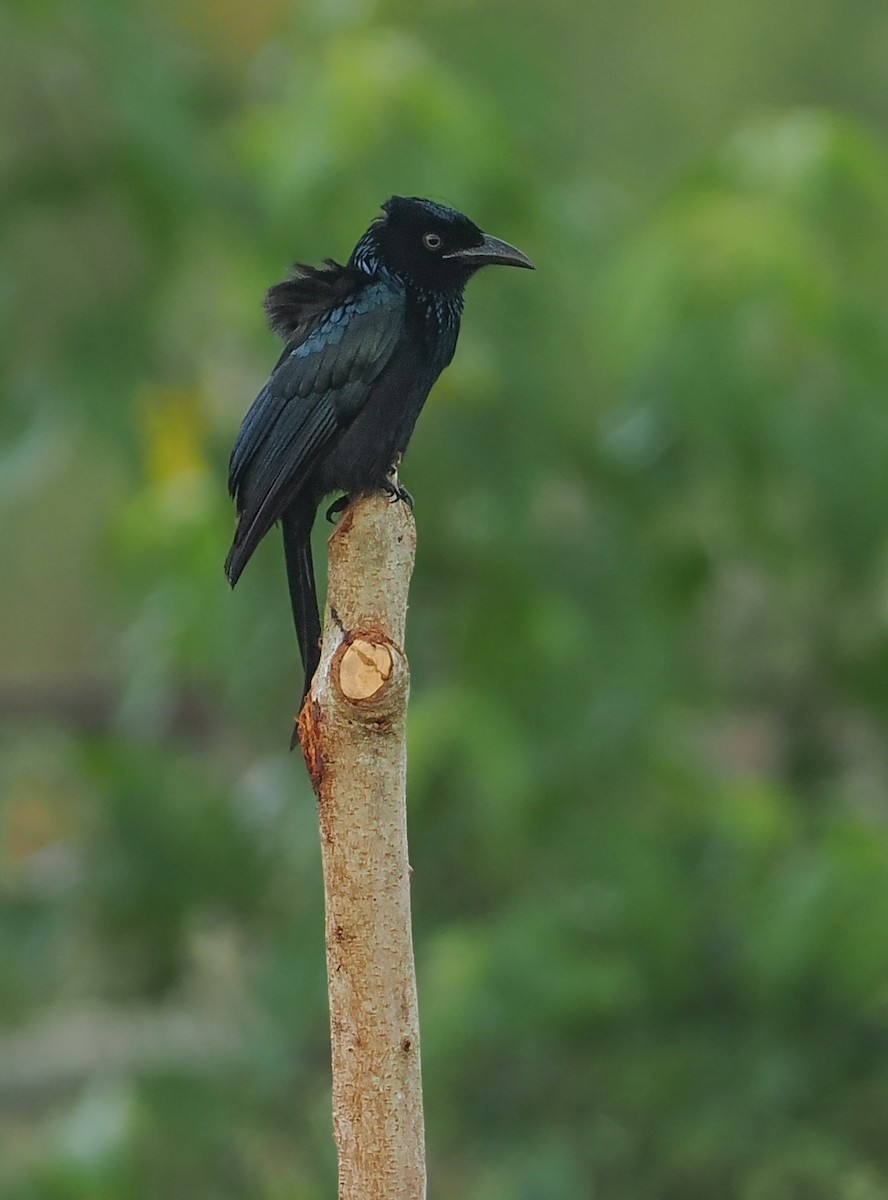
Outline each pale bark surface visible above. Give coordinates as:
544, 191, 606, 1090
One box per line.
297, 494, 425, 1200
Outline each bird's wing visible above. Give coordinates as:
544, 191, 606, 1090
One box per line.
225, 280, 404, 582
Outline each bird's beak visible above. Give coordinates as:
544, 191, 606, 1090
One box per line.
444, 233, 535, 270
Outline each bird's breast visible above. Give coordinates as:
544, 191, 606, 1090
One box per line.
408, 286, 463, 372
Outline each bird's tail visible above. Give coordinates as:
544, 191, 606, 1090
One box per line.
281, 499, 322, 721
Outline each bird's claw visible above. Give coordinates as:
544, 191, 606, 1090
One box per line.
325, 494, 350, 523
381, 478, 414, 508
381, 462, 413, 508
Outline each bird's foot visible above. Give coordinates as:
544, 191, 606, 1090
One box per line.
325, 494, 350, 523
381, 478, 414, 508
381, 464, 414, 509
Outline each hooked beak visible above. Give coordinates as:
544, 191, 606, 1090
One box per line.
444, 233, 535, 270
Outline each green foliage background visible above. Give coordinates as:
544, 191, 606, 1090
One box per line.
3, 0, 888, 1195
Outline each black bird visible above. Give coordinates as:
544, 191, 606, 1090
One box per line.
225, 195, 533, 711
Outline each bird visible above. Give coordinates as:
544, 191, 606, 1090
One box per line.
225, 195, 533, 719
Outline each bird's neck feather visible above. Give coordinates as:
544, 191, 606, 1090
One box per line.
407, 283, 465, 330
351, 236, 466, 316
351, 238, 464, 370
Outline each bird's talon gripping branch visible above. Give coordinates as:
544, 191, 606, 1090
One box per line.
382, 464, 414, 508
326, 494, 350, 523
380, 479, 415, 509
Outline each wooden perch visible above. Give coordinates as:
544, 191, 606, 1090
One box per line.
296, 493, 425, 1200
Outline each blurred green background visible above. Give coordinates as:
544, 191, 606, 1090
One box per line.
3, 0, 888, 1196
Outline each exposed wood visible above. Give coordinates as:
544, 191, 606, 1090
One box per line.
297, 493, 425, 1200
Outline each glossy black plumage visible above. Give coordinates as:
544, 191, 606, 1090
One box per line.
225, 196, 533, 713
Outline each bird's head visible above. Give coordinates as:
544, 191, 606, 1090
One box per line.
351, 196, 534, 291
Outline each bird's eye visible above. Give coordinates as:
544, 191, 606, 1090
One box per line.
423, 232, 442, 250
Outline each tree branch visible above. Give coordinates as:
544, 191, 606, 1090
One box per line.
297, 494, 425, 1200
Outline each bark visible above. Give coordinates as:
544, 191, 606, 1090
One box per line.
296, 493, 425, 1200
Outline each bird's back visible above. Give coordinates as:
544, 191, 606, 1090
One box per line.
263, 259, 367, 343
